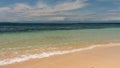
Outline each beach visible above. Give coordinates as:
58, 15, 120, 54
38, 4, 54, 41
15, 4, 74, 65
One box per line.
1, 43, 120, 68
0, 0, 120, 67
0, 27, 120, 68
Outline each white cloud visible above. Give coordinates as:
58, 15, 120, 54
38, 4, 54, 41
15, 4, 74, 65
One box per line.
36, 2, 48, 9
12, 3, 32, 13
0, 0, 120, 22
28, 0, 86, 16
0, 0, 87, 22
0, 7, 10, 12
47, 17, 65, 21
104, 17, 120, 21
54, 0, 85, 12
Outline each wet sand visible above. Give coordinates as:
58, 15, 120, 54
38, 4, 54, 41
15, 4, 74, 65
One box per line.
1, 45, 120, 68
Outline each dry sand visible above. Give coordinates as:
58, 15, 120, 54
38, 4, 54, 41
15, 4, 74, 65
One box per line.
1, 46, 120, 68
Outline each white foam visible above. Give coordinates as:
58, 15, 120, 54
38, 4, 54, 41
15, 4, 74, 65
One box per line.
0, 42, 120, 66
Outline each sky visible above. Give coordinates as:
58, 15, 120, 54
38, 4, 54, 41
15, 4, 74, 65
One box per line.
0, 0, 120, 22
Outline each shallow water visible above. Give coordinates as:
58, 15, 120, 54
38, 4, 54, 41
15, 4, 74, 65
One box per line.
0, 28, 120, 65
0, 28, 120, 50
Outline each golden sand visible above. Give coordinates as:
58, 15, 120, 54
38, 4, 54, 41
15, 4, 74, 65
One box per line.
1, 45, 120, 68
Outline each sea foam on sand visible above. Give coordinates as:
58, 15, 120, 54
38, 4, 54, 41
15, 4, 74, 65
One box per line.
0, 42, 120, 66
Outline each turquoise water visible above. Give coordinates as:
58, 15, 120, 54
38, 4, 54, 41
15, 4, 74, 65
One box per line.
0, 28, 120, 65
0, 28, 120, 51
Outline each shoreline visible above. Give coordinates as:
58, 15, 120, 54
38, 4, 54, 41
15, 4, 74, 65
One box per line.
0, 42, 120, 68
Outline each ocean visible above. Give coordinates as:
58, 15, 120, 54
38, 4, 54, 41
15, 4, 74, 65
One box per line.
0, 23, 120, 65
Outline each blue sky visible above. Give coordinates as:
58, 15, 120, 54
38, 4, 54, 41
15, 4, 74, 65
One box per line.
0, 0, 120, 22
